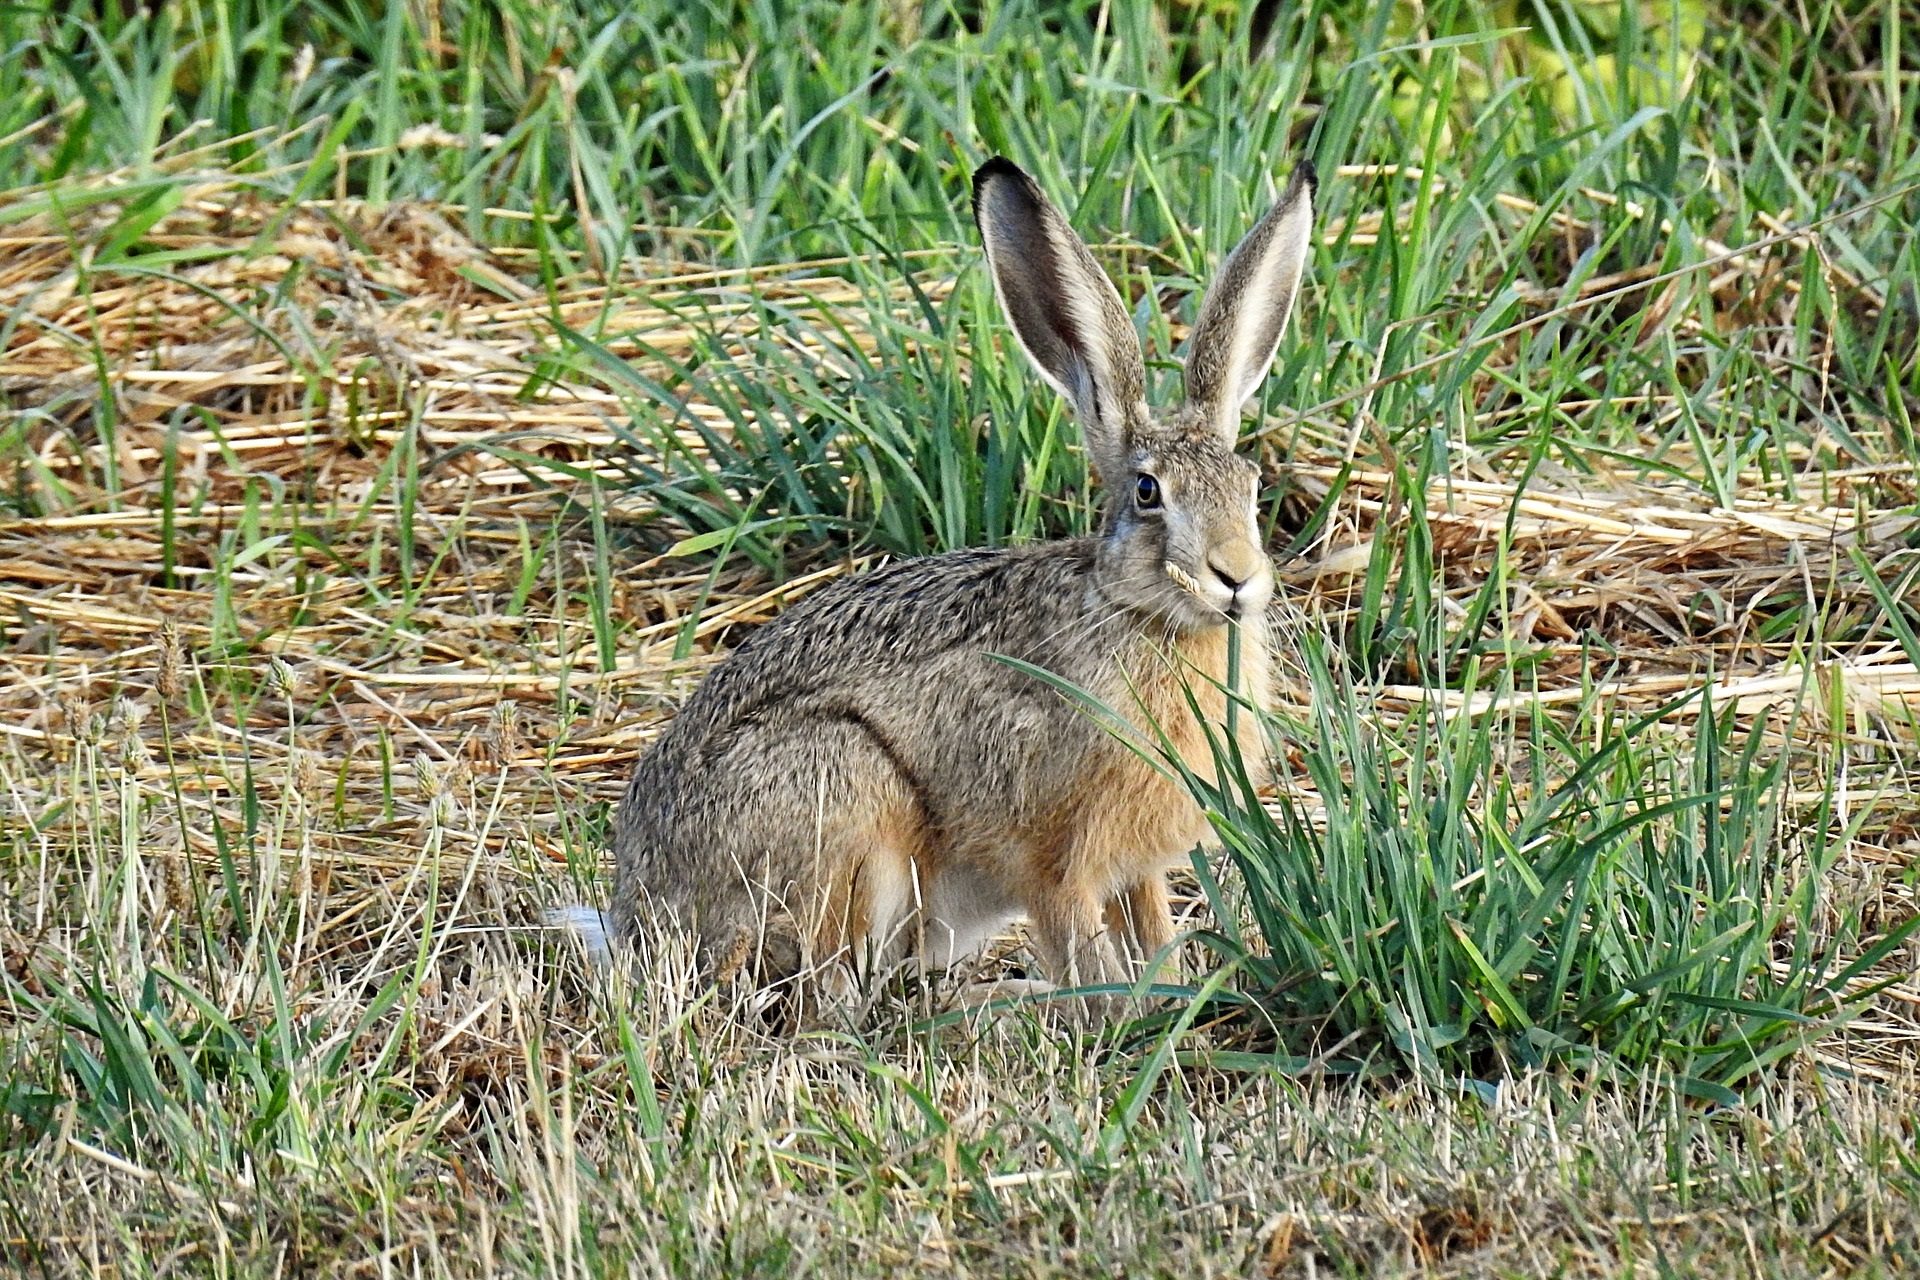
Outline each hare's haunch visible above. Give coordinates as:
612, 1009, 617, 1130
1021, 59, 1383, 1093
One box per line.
589, 157, 1315, 1013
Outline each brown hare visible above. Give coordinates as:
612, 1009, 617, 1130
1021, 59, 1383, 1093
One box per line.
559, 156, 1315, 1015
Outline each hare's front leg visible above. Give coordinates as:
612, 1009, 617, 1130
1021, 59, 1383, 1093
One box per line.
1104, 875, 1177, 979
1027, 891, 1129, 1020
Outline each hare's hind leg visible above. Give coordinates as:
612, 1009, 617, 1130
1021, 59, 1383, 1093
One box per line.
709, 719, 933, 1010
803, 797, 927, 991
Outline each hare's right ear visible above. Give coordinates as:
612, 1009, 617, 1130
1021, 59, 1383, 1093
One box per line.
972, 157, 1145, 485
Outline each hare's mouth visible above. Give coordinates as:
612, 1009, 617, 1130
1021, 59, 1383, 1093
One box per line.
1164, 558, 1269, 621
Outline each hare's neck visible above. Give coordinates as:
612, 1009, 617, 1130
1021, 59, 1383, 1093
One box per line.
1171, 617, 1271, 712
1112, 618, 1270, 785
1115, 618, 1272, 727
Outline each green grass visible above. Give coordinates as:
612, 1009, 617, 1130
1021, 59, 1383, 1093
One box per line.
2, 0, 1919, 1274
1185, 631, 1917, 1097
16, 0, 1919, 562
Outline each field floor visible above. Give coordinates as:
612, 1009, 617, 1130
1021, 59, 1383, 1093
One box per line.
0, 165, 1915, 1276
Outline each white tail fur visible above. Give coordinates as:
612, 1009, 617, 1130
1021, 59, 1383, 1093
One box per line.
545, 903, 613, 967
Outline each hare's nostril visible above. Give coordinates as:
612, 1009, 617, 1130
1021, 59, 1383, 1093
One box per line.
1208, 547, 1260, 593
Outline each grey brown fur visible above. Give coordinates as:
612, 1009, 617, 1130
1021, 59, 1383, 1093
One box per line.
599, 155, 1317, 1009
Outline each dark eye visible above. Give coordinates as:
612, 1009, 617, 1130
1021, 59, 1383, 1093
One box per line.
1135, 474, 1161, 510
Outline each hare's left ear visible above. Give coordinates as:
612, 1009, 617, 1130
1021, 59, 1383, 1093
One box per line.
1181, 161, 1317, 443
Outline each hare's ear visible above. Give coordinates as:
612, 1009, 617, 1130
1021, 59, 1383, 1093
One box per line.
1182, 161, 1316, 444
973, 157, 1145, 484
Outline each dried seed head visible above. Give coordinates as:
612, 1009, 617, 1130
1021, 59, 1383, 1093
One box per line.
486, 700, 523, 766
268, 656, 299, 701
112, 698, 150, 768
292, 746, 325, 801
413, 753, 455, 829
58, 694, 100, 746
1163, 560, 1206, 600
119, 731, 153, 772
412, 753, 444, 802
112, 695, 148, 732
162, 854, 194, 917
156, 620, 186, 700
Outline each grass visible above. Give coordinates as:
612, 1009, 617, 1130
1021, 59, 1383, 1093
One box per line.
1188, 632, 1918, 1095
1, 0, 1918, 1274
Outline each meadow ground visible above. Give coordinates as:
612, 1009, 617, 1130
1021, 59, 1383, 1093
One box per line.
1, 1, 1918, 1275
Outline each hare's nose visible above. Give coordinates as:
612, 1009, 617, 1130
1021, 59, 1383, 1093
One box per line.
1208, 544, 1263, 592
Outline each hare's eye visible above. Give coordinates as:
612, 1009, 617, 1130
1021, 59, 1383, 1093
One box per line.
1135, 474, 1162, 510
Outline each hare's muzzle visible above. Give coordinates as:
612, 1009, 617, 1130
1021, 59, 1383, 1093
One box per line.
1164, 539, 1272, 620
1208, 540, 1272, 619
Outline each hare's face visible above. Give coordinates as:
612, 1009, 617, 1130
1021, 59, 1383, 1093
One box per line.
974, 157, 1314, 631
1104, 426, 1271, 629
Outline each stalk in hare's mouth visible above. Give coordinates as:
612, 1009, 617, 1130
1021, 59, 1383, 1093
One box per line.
1165, 559, 1235, 618
1163, 560, 1206, 600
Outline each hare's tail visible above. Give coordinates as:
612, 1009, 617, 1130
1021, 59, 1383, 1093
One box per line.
545, 904, 613, 967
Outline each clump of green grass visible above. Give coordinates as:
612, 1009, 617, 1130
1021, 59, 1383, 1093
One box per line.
1173, 628, 1919, 1100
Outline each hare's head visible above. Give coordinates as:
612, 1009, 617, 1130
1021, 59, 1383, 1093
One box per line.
973, 157, 1314, 631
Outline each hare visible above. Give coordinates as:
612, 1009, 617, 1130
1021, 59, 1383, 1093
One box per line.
576, 156, 1315, 1013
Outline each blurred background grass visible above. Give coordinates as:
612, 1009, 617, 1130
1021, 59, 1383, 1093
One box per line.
8, 1, 1916, 566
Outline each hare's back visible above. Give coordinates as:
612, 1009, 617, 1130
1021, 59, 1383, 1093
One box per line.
662, 539, 1102, 752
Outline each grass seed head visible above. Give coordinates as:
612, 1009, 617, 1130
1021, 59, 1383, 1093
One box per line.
292, 745, 325, 804
161, 853, 194, 919
485, 700, 523, 767
413, 752, 456, 829
119, 731, 153, 773
111, 695, 147, 732
57, 694, 98, 747
155, 619, 186, 701
268, 656, 299, 701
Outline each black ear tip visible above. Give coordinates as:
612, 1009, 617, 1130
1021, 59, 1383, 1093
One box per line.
1291, 158, 1318, 198
973, 155, 1027, 193
972, 156, 1039, 226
